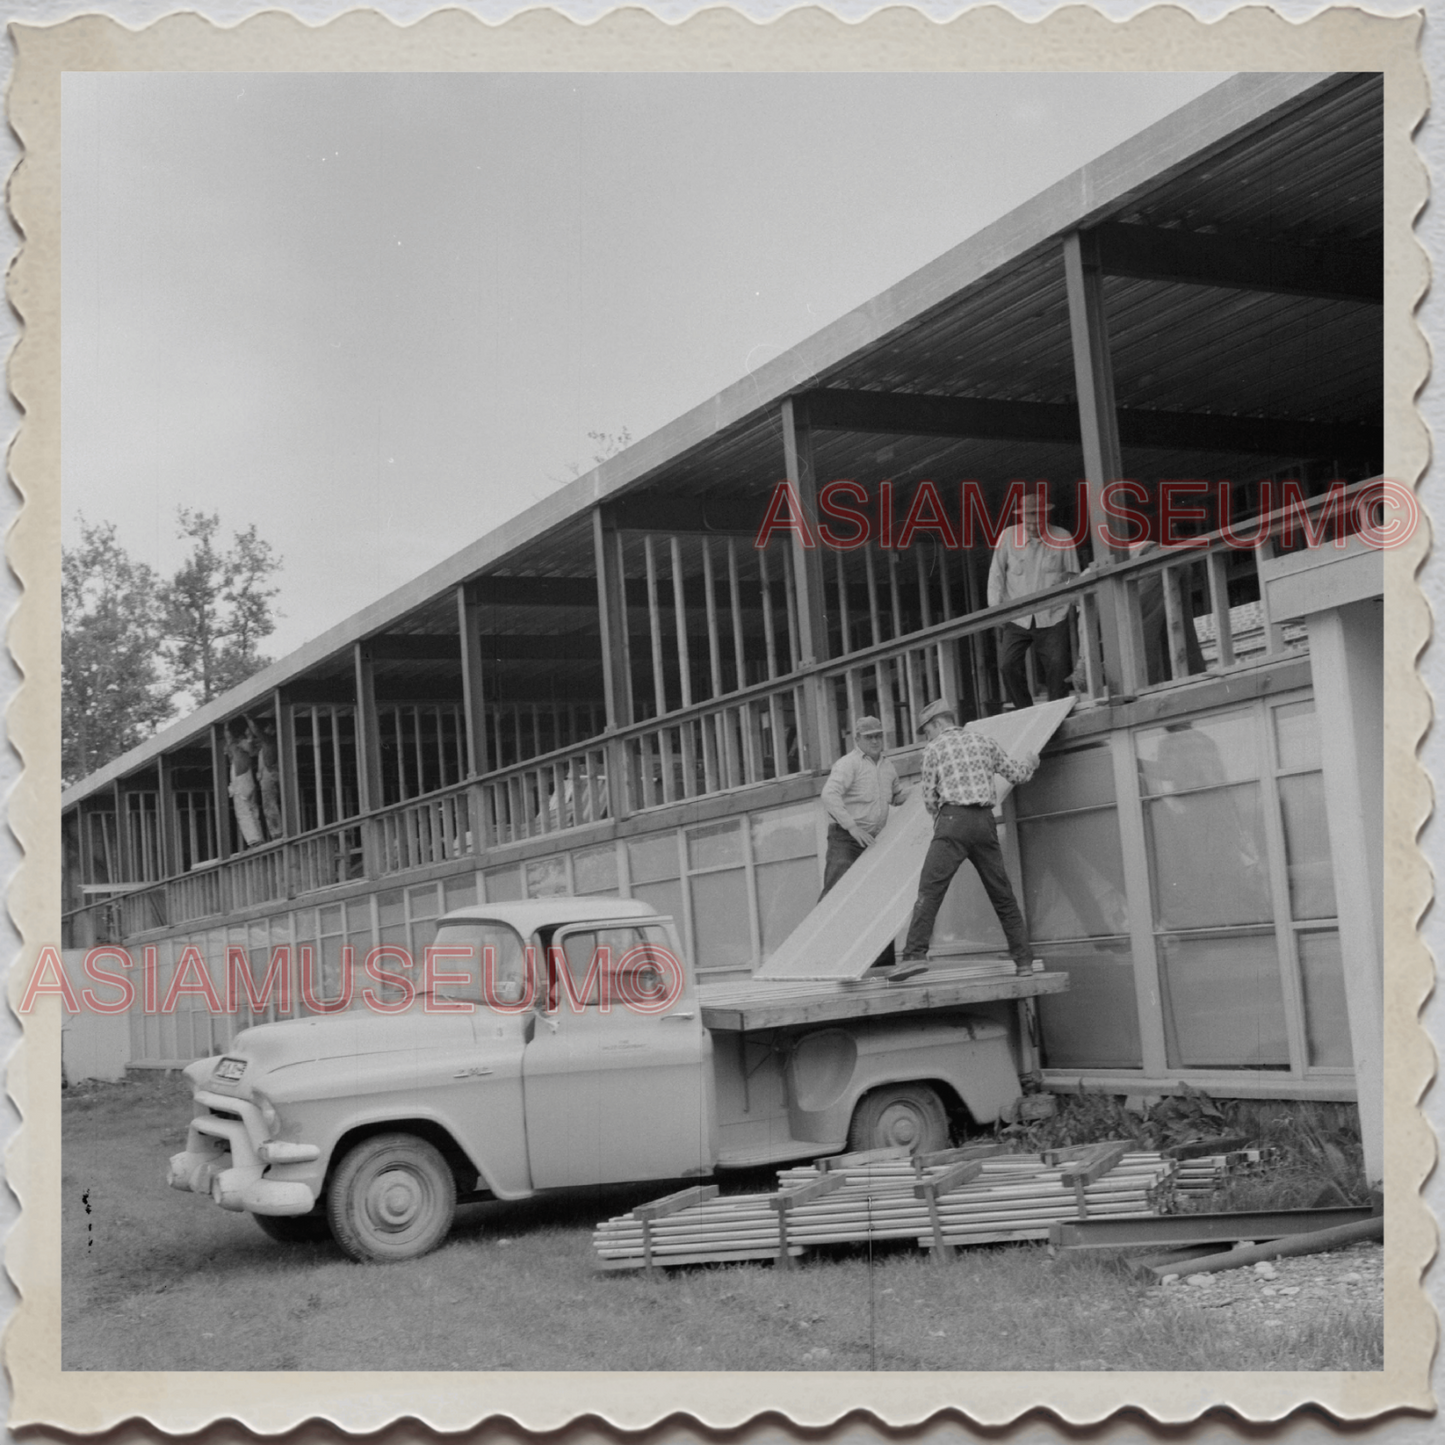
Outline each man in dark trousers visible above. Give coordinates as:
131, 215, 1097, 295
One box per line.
817, 715, 908, 898
888, 699, 1038, 983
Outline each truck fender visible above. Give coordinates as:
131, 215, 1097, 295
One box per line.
785, 1016, 1022, 1145
287, 1104, 535, 1204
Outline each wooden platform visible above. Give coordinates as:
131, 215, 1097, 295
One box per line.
699, 967, 1068, 1033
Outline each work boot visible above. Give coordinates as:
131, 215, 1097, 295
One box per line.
1015, 957, 1043, 976
886, 958, 930, 983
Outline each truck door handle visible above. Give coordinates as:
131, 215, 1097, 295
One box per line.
663, 1012, 696, 1020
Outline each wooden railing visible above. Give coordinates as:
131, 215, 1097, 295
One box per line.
61, 483, 1371, 941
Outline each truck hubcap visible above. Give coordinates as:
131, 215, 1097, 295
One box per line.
876, 1102, 924, 1148
366, 1167, 427, 1232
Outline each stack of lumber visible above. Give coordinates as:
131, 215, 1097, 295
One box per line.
592, 1140, 1177, 1272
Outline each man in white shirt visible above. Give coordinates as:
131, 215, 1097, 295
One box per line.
987, 491, 1080, 710
817, 716, 908, 897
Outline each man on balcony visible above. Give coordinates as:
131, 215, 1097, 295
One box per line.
987, 490, 1080, 710
818, 715, 908, 898
888, 699, 1038, 984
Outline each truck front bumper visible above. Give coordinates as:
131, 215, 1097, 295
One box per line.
167, 1090, 318, 1216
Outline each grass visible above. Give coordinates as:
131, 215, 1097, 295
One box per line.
63, 1077, 1380, 1373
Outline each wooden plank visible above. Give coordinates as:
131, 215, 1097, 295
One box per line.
773, 1172, 849, 1208
915, 1160, 985, 1197
1059, 1141, 1131, 1186
822, 1145, 913, 1171
699, 969, 1068, 1033
632, 1185, 720, 1222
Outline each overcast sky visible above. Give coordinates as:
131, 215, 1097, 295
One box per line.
63, 71, 1225, 658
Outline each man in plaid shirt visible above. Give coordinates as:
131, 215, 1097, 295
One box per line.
888, 698, 1039, 983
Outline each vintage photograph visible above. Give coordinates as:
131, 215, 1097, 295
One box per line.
9, 7, 1429, 1432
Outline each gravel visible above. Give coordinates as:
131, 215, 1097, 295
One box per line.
1151, 1240, 1383, 1325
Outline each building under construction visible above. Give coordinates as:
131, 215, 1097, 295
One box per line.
60, 73, 1386, 1172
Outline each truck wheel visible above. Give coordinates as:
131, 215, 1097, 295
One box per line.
254, 1211, 332, 1244
848, 1084, 949, 1154
327, 1133, 457, 1263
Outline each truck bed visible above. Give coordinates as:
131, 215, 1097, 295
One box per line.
698, 966, 1068, 1033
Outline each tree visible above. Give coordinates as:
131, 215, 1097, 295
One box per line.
162, 508, 283, 709
61, 519, 173, 786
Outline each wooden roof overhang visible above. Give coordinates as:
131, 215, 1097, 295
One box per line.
64, 69, 1382, 809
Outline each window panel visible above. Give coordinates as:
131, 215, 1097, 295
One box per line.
1036, 941, 1141, 1068
525, 855, 569, 897
688, 818, 742, 870
377, 889, 405, 931
755, 856, 818, 958
1274, 700, 1321, 772
630, 879, 683, 932
1137, 711, 1257, 795
443, 873, 477, 913
1018, 809, 1128, 940
483, 865, 522, 902
1014, 743, 1115, 818
1145, 784, 1272, 929
689, 869, 752, 974
1277, 772, 1337, 920
629, 833, 680, 885
1159, 932, 1288, 1068
1298, 930, 1353, 1067
750, 803, 817, 864
573, 844, 618, 895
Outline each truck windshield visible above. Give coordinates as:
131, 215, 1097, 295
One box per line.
427, 922, 528, 1005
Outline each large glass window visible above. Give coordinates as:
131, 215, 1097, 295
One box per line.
1137, 710, 1286, 1070
1017, 742, 1137, 1069
685, 820, 751, 976
751, 803, 819, 959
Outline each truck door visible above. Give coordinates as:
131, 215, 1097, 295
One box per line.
521, 920, 712, 1189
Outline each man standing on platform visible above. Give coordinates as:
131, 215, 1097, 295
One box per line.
817, 715, 908, 898
888, 699, 1038, 983
988, 490, 1080, 710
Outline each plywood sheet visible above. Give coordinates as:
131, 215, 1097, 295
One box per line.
753, 697, 1075, 981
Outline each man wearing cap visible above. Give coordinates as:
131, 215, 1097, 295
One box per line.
817, 716, 908, 898
987, 489, 1080, 710
888, 699, 1038, 983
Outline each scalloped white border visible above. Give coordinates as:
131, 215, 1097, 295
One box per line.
3, 4, 1432, 1433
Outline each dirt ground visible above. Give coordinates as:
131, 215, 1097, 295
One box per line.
61, 1077, 1384, 1373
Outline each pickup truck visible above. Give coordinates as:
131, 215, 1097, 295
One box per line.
167, 896, 1064, 1261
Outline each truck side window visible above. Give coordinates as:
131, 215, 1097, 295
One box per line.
556, 926, 676, 1009
428, 922, 527, 1004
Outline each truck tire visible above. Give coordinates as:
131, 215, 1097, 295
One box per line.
848, 1084, 949, 1154
326, 1133, 457, 1263
254, 1211, 332, 1245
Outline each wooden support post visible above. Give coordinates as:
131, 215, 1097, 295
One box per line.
273, 690, 298, 839
780, 395, 830, 769
457, 585, 490, 778
156, 754, 177, 879
354, 644, 384, 877
727, 537, 747, 692
701, 536, 724, 699
757, 544, 779, 680
592, 510, 632, 824
210, 725, 232, 862
913, 1159, 983, 1261
631, 1185, 720, 1278
1205, 547, 1235, 668
770, 1171, 846, 1268
1064, 229, 1135, 695
353, 644, 383, 814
